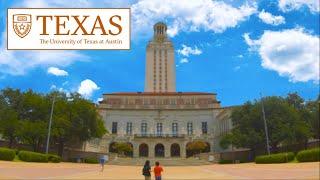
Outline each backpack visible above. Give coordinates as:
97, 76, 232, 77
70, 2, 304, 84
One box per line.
142, 166, 150, 176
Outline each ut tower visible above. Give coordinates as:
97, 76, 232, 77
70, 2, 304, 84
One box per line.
145, 22, 176, 92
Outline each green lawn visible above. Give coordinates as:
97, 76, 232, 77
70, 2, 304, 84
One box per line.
13, 155, 23, 162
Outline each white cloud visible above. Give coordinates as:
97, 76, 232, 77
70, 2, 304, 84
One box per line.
50, 84, 57, 90
0, 0, 257, 75
19, 0, 92, 8
167, 21, 180, 37
234, 66, 241, 71
0, 0, 96, 76
237, 54, 244, 58
243, 28, 319, 83
278, 0, 320, 13
47, 67, 68, 76
177, 44, 202, 57
180, 58, 189, 64
258, 10, 285, 26
131, 0, 257, 37
243, 33, 260, 49
96, 97, 103, 103
77, 79, 100, 98
0, 46, 88, 75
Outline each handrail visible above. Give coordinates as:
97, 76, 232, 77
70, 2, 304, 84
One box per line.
134, 133, 185, 138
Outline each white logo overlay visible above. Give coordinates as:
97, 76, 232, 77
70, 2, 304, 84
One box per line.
7, 8, 130, 50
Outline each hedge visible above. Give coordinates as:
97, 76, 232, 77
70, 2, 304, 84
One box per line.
219, 159, 233, 164
47, 154, 62, 163
84, 157, 99, 164
18, 151, 48, 162
296, 148, 320, 162
255, 152, 294, 164
0, 148, 16, 161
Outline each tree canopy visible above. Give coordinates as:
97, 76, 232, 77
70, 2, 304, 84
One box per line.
220, 93, 318, 156
0, 88, 106, 156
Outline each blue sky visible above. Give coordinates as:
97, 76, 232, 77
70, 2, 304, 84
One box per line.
0, 0, 319, 106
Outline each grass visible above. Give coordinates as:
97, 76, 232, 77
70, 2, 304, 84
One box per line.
289, 157, 299, 163
13, 155, 23, 162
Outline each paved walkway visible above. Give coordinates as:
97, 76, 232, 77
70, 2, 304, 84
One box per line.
0, 161, 319, 179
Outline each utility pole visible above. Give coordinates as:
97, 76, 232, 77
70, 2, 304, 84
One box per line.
46, 94, 56, 154
260, 93, 270, 155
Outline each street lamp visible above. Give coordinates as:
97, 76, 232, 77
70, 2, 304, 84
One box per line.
45, 94, 56, 154
260, 93, 270, 155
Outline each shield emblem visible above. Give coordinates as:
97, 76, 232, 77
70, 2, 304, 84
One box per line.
13, 14, 32, 38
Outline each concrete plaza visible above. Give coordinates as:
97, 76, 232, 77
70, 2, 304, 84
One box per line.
0, 161, 319, 179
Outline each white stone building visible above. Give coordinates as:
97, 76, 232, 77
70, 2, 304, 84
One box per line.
83, 22, 233, 158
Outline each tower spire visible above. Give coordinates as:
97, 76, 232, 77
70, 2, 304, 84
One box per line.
145, 22, 176, 92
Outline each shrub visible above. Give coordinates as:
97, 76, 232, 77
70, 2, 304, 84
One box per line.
47, 154, 61, 163
219, 159, 233, 164
296, 148, 320, 162
84, 157, 99, 164
18, 151, 48, 162
0, 148, 16, 161
255, 152, 294, 164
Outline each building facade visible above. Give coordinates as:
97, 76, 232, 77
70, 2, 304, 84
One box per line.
84, 22, 232, 158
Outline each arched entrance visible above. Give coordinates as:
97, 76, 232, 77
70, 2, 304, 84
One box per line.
125, 142, 133, 157
155, 143, 165, 157
170, 143, 180, 157
109, 142, 117, 153
139, 143, 149, 157
186, 142, 193, 157
204, 142, 210, 153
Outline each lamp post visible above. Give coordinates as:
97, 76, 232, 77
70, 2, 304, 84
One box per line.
260, 93, 270, 155
45, 94, 56, 154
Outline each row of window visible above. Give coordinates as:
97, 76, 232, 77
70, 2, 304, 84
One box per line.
153, 49, 168, 91
111, 122, 208, 135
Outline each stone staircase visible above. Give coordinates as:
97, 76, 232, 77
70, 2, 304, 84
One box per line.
107, 157, 213, 166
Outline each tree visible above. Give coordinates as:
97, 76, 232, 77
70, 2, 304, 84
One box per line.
186, 141, 208, 155
0, 88, 106, 156
286, 92, 304, 110
113, 142, 133, 156
0, 107, 19, 148
286, 93, 319, 140
304, 97, 320, 139
17, 121, 47, 152
50, 92, 107, 156
220, 133, 234, 150
220, 95, 313, 156
0, 88, 23, 148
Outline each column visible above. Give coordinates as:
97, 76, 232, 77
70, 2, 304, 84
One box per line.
133, 143, 139, 158
149, 143, 155, 158
181, 142, 186, 158
164, 143, 170, 158
106, 143, 109, 153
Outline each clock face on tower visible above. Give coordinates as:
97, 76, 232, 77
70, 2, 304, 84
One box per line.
156, 37, 165, 42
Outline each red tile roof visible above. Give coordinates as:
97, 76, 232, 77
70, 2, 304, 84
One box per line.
103, 92, 216, 96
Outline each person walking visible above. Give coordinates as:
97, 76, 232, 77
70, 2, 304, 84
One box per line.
153, 161, 163, 180
142, 160, 151, 180
99, 155, 107, 172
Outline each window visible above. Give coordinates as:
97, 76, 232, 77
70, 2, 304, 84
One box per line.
187, 122, 193, 135
172, 123, 178, 136
202, 122, 208, 134
126, 122, 132, 135
141, 123, 147, 136
112, 122, 118, 134
156, 123, 163, 136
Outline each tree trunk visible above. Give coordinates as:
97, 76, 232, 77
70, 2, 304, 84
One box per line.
8, 137, 14, 148
58, 139, 65, 157
36, 139, 42, 152
251, 148, 256, 160
33, 143, 37, 152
